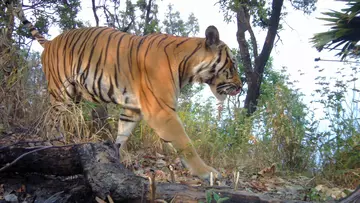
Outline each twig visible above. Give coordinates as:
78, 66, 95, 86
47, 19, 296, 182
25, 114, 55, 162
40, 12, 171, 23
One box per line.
275, 33, 283, 46
0, 143, 87, 173
234, 171, 240, 190
0, 145, 53, 172
0, 136, 63, 151
95, 196, 106, 203
168, 165, 175, 183
107, 195, 114, 203
148, 169, 156, 203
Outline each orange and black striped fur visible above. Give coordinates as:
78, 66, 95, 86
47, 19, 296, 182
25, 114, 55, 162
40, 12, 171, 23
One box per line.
12, 5, 242, 179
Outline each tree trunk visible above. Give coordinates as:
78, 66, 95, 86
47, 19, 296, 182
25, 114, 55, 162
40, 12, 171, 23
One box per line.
236, 0, 284, 115
143, 0, 152, 35
91, 0, 99, 27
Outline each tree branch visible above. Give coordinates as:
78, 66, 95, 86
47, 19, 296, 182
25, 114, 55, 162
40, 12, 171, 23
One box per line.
121, 18, 134, 33
143, 0, 152, 35
91, 0, 99, 27
102, 5, 114, 27
248, 26, 258, 58
255, 0, 284, 74
236, 5, 253, 80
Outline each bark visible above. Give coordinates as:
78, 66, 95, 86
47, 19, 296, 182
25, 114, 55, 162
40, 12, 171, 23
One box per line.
91, 0, 99, 27
0, 141, 315, 203
236, 0, 284, 115
143, 0, 152, 35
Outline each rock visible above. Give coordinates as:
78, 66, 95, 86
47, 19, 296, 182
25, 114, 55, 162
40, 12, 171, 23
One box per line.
4, 194, 18, 203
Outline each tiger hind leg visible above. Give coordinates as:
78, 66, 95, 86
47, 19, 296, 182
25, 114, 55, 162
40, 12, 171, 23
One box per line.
115, 108, 142, 159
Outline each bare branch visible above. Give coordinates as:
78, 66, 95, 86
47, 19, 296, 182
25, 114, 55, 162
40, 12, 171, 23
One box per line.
92, 0, 99, 27
143, 0, 152, 35
236, 5, 253, 79
248, 26, 258, 58
0, 143, 85, 173
122, 18, 134, 33
0, 146, 53, 172
256, 0, 284, 74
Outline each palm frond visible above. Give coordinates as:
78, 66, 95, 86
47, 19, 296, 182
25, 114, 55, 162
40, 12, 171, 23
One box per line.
310, 0, 360, 60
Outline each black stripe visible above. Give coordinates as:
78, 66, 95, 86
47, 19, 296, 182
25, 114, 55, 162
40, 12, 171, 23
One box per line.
104, 31, 116, 65
116, 33, 127, 73
140, 88, 150, 113
180, 43, 202, 83
176, 38, 191, 47
127, 35, 137, 80
188, 76, 194, 84
149, 34, 163, 49
119, 117, 135, 122
157, 35, 168, 47
68, 29, 85, 74
163, 40, 177, 91
92, 50, 103, 97
92, 27, 110, 42
120, 113, 131, 118
178, 58, 186, 88
160, 138, 171, 143
107, 77, 117, 103
160, 98, 176, 112
97, 70, 106, 102
114, 65, 119, 88
62, 32, 73, 83
76, 28, 99, 75
143, 78, 166, 110
136, 37, 146, 73
142, 35, 161, 89
217, 58, 229, 73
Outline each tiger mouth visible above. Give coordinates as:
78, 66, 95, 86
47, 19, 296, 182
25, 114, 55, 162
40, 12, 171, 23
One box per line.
229, 89, 241, 95
216, 84, 241, 96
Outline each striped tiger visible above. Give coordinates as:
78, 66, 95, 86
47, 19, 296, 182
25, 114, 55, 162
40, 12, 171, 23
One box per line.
11, 4, 242, 180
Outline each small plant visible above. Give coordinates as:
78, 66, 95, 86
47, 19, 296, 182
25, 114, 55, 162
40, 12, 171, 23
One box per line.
204, 189, 230, 203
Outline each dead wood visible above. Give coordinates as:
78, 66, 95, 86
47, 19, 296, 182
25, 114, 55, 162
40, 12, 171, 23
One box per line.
0, 141, 329, 202
338, 185, 360, 203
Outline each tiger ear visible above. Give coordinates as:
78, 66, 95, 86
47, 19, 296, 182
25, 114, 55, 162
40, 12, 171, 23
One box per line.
205, 25, 220, 48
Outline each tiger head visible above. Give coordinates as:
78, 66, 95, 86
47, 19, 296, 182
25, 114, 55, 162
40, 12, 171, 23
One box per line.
192, 25, 242, 102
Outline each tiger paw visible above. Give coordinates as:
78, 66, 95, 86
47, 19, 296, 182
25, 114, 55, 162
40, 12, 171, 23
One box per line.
192, 165, 222, 182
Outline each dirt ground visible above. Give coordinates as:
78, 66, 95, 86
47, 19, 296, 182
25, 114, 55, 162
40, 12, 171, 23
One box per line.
0, 129, 356, 203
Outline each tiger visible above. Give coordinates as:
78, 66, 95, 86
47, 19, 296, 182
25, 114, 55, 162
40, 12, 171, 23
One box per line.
10, 3, 242, 180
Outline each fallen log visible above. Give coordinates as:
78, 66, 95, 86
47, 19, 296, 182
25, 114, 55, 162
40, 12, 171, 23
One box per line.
0, 141, 334, 202
337, 185, 360, 203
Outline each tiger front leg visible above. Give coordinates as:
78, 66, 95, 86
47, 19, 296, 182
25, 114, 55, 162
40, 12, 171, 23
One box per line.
143, 109, 220, 181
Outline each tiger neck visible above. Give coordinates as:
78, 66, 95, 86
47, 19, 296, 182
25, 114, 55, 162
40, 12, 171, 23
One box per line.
176, 42, 208, 90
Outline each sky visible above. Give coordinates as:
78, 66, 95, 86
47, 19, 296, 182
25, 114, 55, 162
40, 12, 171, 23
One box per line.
29, 0, 359, 125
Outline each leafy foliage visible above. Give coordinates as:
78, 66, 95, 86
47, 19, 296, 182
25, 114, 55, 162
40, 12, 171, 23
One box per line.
162, 4, 199, 37
312, 63, 360, 187
311, 0, 360, 60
